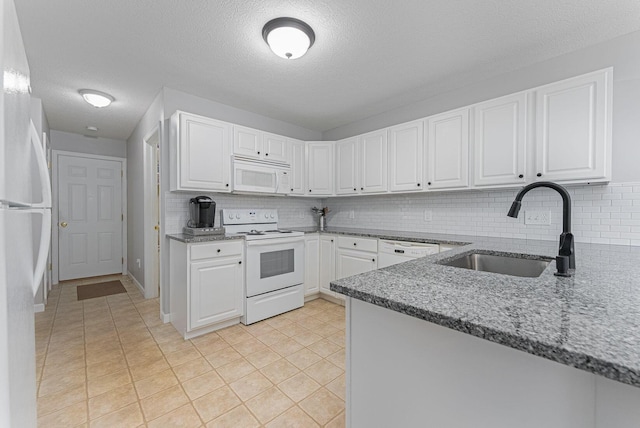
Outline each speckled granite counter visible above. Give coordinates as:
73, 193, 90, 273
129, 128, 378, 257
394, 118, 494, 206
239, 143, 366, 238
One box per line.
167, 233, 244, 243
292, 226, 472, 246
330, 234, 640, 387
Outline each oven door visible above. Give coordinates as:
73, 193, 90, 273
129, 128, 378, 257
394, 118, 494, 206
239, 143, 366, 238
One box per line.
245, 236, 305, 297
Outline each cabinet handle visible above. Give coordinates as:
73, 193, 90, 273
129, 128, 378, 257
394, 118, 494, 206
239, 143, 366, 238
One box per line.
518, 174, 524, 179
537, 173, 542, 177
217, 249, 221, 253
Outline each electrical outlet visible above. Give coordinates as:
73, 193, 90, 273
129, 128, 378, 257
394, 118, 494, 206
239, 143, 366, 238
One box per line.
349, 210, 355, 219
525, 210, 551, 225
423, 210, 433, 222
136, 258, 141, 268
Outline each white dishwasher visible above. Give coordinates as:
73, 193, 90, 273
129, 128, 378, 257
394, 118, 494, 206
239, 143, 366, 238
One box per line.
377, 240, 440, 268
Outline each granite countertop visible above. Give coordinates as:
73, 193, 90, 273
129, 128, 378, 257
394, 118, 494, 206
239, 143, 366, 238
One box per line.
167, 233, 244, 243
329, 233, 640, 388
291, 226, 472, 246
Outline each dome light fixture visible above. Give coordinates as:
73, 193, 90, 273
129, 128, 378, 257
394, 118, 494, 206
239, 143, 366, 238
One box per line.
262, 17, 315, 60
79, 89, 114, 108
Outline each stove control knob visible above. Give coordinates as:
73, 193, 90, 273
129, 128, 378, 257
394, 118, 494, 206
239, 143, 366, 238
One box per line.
265, 214, 269, 219
235, 214, 241, 219
270, 214, 275, 219
228, 213, 233, 219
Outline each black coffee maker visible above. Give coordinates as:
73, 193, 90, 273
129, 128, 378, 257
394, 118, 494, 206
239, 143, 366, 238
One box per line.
188, 196, 216, 228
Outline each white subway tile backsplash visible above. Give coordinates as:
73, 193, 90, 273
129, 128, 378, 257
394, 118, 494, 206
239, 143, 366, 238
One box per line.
323, 182, 640, 246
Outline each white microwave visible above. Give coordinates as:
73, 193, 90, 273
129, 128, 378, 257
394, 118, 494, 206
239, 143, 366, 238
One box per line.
232, 156, 291, 194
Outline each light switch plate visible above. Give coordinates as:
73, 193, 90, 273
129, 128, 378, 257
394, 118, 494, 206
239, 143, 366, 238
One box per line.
525, 210, 550, 225
423, 210, 433, 222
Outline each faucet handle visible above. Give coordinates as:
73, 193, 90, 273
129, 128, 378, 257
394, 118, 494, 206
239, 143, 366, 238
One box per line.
554, 255, 572, 277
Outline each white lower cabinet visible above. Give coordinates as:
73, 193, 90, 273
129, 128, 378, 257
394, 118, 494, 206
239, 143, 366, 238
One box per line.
170, 239, 244, 339
319, 235, 337, 298
336, 236, 377, 289
304, 234, 320, 296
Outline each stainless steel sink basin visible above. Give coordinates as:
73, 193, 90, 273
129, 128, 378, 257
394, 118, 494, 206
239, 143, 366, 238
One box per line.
439, 252, 552, 278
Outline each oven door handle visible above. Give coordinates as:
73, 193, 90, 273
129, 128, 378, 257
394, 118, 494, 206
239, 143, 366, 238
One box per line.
245, 236, 304, 247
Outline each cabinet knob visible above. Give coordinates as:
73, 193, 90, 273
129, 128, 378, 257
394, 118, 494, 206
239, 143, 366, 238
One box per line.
309, 189, 312, 192
353, 188, 356, 191
518, 174, 524, 179
372, 258, 375, 262
353, 243, 357, 246
217, 249, 221, 253
291, 188, 294, 191
257, 151, 261, 155
417, 183, 421, 187
238, 261, 242, 264
331, 239, 334, 242
225, 183, 229, 187
427, 182, 431, 186
537, 173, 542, 177
265, 153, 268, 156
361, 187, 364, 190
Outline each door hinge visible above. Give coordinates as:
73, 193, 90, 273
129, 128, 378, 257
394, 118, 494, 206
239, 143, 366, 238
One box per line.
48, 263, 52, 271
48, 161, 52, 169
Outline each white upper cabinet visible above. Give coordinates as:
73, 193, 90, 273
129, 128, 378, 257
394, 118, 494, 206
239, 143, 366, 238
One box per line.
307, 142, 334, 196
425, 108, 469, 190
360, 130, 388, 193
170, 111, 231, 192
534, 68, 612, 183
388, 120, 424, 192
233, 125, 290, 163
336, 137, 359, 195
472, 93, 527, 187
289, 139, 306, 195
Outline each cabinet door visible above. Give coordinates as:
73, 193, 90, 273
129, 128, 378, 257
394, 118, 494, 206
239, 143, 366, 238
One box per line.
307, 142, 334, 196
233, 125, 262, 159
535, 69, 611, 182
360, 130, 387, 193
263, 132, 289, 163
319, 235, 336, 296
388, 120, 424, 192
336, 248, 377, 280
336, 138, 359, 195
189, 258, 243, 329
473, 93, 527, 187
178, 113, 231, 191
289, 140, 306, 195
426, 108, 469, 190
304, 234, 320, 296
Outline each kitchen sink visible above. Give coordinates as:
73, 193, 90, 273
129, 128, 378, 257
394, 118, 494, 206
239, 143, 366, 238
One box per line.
439, 252, 552, 278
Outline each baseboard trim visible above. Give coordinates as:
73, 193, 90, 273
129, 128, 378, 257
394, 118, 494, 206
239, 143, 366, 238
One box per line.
161, 311, 171, 323
34, 303, 45, 313
127, 272, 145, 296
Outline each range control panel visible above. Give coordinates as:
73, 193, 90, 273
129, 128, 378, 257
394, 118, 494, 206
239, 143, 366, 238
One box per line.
221, 209, 279, 226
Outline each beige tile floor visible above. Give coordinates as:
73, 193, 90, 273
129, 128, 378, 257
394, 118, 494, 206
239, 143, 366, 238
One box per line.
35, 274, 346, 427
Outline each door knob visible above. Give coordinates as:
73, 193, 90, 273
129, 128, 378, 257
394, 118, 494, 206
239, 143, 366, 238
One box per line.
154, 225, 159, 230
60, 221, 68, 228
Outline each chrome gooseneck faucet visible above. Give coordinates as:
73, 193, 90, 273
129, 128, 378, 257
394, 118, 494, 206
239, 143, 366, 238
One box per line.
507, 181, 575, 277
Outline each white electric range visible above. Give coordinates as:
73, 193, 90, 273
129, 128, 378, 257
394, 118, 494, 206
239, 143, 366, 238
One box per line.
222, 209, 305, 324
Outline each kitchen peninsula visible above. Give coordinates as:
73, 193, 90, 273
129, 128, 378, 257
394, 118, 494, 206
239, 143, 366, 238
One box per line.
331, 235, 640, 427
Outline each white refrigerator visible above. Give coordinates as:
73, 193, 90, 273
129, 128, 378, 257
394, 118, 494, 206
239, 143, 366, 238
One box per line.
1, 0, 51, 426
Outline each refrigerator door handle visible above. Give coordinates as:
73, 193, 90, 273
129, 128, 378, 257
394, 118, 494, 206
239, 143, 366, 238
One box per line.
33, 209, 51, 296
30, 121, 52, 208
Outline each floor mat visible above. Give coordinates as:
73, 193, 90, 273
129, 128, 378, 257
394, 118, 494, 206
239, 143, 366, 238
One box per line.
76, 280, 127, 301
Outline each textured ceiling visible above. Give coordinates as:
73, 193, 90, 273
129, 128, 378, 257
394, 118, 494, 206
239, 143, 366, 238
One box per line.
14, 0, 640, 141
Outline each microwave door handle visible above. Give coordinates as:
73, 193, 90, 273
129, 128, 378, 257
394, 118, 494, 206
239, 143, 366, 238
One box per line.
274, 171, 279, 193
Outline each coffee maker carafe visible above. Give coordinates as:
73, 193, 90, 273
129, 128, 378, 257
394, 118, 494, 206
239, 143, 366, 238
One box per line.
188, 196, 216, 228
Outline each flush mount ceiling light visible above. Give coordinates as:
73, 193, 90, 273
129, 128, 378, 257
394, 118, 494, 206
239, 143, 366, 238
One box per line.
262, 17, 315, 59
79, 89, 114, 108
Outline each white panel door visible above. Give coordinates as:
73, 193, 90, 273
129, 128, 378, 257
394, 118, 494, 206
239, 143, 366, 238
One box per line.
360, 130, 387, 193
263, 132, 289, 163
473, 93, 527, 187
336, 138, 358, 195
388, 120, 424, 192
289, 140, 306, 195
535, 69, 611, 182
189, 258, 243, 329
58, 155, 122, 280
426, 108, 469, 190
319, 235, 336, 297
307, 142, 334, 196
233, 125, 262, 159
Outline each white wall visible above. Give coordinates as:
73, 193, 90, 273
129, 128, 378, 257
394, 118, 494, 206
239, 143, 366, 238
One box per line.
51, 130, 127, 158
323, 182, 640, 246
323, 30, 640, 184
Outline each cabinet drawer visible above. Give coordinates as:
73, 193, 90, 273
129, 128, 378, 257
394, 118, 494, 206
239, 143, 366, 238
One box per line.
190, 240, 243, 261
337, 236, 377, 253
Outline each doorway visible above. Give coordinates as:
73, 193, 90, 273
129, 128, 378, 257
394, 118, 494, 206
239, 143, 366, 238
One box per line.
52, 151, 127, 283
143, 128, 160, 298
